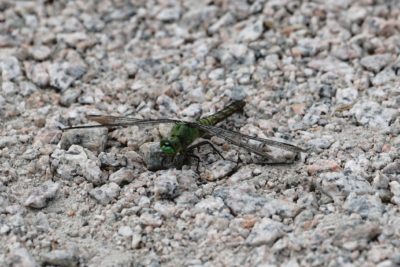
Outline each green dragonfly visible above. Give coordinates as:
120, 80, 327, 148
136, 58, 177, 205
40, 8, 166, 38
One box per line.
62, 100, 306, 170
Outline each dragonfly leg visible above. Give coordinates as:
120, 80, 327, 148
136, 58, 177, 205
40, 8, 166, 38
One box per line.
161, 155, 175, 169
187, 140, 225, 160
186, 153, 201, 172
160, 156, 167, 169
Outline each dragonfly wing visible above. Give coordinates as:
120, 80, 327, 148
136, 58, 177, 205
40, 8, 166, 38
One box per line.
187, 122, 306, 159
87, 115, 143, 125
87, 115, 182, 126
63, 115, 182, 131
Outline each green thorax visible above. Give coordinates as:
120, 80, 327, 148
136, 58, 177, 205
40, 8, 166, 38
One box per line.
160, 100, 245, 155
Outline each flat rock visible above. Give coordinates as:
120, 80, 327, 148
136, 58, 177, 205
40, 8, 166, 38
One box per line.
0, 56, 21, 80
350, 101, 398, 129
246, 218, 285, 246
60, 128, 108, 154
51, 145, 104, 184
24, 181, 59, 209
41, 249, 79, 267
360, 54, 392, 73
343, 193, 384, 219
108, 168, 135, 185
89, 182, 120, 205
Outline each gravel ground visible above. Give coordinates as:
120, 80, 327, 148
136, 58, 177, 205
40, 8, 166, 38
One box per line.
1, 0, 400, 266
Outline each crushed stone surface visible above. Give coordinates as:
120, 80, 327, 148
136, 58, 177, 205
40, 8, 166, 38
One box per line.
1, 0, 400, 266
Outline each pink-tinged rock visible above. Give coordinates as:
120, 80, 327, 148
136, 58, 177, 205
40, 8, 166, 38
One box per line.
307, 160, 341, 176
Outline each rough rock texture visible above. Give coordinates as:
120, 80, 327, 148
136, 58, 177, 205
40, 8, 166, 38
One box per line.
1, 0, 400, 266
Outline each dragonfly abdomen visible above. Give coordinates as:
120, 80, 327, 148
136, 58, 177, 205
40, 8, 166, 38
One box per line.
197, 100, 245, 126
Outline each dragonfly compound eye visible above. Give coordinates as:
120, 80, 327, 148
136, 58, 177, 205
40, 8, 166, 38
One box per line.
160, 140, 176, 155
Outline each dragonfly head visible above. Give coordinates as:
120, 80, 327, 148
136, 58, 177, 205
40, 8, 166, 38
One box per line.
160, 139, 177, 155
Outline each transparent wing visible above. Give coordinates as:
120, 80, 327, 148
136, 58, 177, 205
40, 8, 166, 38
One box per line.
62, 115, 183, 130
186, 122, 307, 158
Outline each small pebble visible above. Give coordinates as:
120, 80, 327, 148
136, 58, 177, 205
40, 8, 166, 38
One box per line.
246, 218, 285, 246
89, 182, 120, 205
24, 181, 59, 209
108, 168, 135, 185
360, 54, 392, 73
41, 249, 79, 267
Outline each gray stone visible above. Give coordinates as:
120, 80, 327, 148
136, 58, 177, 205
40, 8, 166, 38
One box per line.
238, 17, 264, 42
372, 68, 396, 86
308, 56, 354, 77
181, 103, 202, 117
118, 226, 133, 237
0, 56, 21, 80
0, 135, 18, 149
350, 101, 398, 129
2, 81, 17, 96
35, 212, 50, 233
19, 81, 38, 96
60, 128, 108, 154
246, 218, 285, 246
201, 160, 237, 181
390, 181, 400, 204
229, 86, 247, 101
382, 161, 400, 174
131, 233, 142, 249
30, 46, 52, 61
360, 54, 392, 73
24, 181, 59, 209
294, 38, 324, 57
48, 62, 86, 91
154, 172, 180, 199
7, 246, 37, 267
157, 7, 181, 22
216, 44, 256, 66
124, 62, 138, 77
41, 249, 79, 267
194, 196, 225, 214
302, 102, 329, 126
208, 68, 225, 80
139, 211, 163, 227
371, 153, 393, 171
214, 186, 267, 215
332, 220, 381, 250
264, 54, 280, 70
343, 193, 384, 219
57, 32, 90, 48
208, 12, 235, 34
319, 172, 373, 201
182, 6, 218, 30
335, 87, 358, 104
261, 198, 300, 218
80, 13, 105, 32
343, 156, 371, 176
25, 62, 50, 88
332, 44, 362, 60
153, 202, 176, 218
89, 182, 120, 205
372, 173, 389, 189
52, 146, 104, 184
92, 251, 136, 267
99, 152, 127, 168
307, 136, 335, 151
59, 88, 81, 106
109, 168, 135, 185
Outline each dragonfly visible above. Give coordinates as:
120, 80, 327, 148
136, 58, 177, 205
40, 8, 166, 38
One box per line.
62, 100, 306, 170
